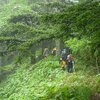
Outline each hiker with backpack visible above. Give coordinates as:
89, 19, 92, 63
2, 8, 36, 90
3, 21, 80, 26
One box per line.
51, 47, 57, 56
67, 53, 74, 73
59, 49, 68, 70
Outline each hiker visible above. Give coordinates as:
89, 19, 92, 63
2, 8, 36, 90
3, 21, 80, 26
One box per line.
67, 53, 74, 73
59, 57, 66, 70
60, 49, 68, 70
43, 48, 49, 57
52, 47, 57, 56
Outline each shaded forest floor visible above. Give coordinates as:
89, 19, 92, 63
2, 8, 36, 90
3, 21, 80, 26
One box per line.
0, 56, 100, 100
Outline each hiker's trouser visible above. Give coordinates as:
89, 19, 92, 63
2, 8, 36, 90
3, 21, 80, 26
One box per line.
67, 61, 73, 73
60, 60, 67, 70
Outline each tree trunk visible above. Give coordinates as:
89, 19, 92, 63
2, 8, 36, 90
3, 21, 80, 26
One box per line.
96, 57, 99, 73
41, 40, 45, 56
55, 38, 65, 55
31, 54, 36, 64
60, 38, 64, 50
30, 46, 36, 64
55, 39, 61, 55
0, 56, 5, 66
0, 57, 2, 66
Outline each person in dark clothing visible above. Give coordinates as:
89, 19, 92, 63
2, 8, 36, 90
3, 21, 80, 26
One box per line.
67, 53, 74, 73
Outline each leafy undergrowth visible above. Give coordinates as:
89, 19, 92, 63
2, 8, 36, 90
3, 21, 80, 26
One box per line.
0, 56, 100, 100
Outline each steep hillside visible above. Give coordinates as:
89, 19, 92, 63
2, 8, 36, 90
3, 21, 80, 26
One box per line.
0, 0, 100, 100
0, 56, 100, 100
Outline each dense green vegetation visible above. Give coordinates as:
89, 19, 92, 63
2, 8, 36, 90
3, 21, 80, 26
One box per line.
0, 0, 100, 100
0, 57, 100, 99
